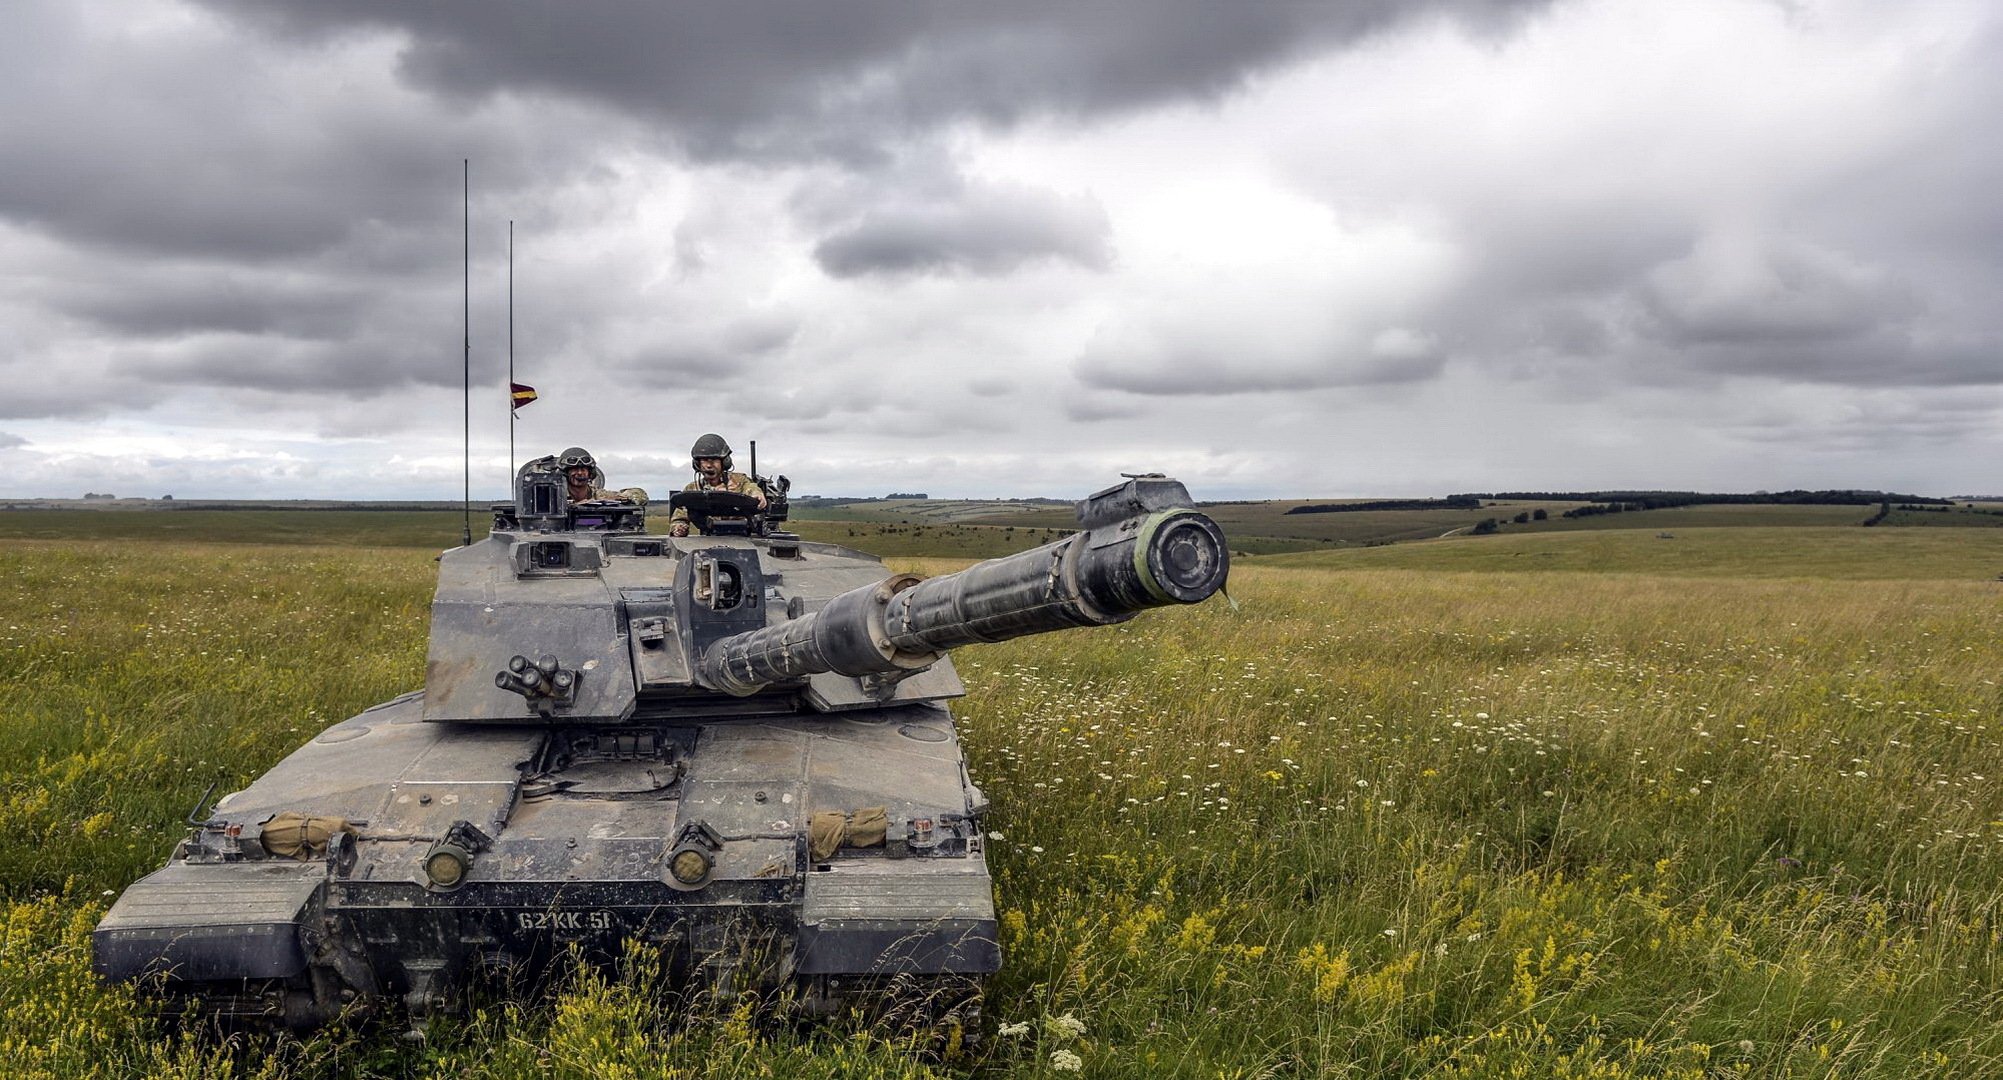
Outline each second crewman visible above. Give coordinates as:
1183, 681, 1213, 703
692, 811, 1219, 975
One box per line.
667, 434, 765, 537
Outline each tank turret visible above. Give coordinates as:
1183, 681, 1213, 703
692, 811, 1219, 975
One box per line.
93, 458, 1228, 1038
423, 472, 1225, 724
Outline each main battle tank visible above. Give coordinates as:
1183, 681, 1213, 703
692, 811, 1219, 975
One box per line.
92, 456, 1230, 1033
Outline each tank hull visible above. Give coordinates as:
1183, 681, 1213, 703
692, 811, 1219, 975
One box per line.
94, 692, 997, 1027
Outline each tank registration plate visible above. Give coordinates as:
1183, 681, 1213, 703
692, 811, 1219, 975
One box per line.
516, 910, 615, 932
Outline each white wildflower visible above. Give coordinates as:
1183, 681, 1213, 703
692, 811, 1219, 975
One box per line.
997, 1020, 1031, 1038
1053, 1013, 1088, 1038
1050, 1049, 1084, 1072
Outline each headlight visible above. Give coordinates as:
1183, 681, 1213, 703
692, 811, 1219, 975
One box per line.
421, 820, 493, 892
424, 847, 470, 889
668, 846, 713, 887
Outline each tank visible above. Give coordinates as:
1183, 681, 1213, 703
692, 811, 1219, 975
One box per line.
91, 455, 1230, 1035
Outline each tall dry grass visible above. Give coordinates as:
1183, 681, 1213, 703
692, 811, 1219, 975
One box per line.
0, 533, 1998, 1077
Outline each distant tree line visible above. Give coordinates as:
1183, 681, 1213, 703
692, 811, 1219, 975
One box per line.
1286, 496, 1483, 515
1561, 502, 1646, 519
1895, 503, 2003, 514
884, 493, 929, 500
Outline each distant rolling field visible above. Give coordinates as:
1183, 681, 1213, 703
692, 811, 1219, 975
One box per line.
868, 499, 1952, 549
0, 509, 494, 547
5, 497, 1990, 559
1267, 525, 2003, 580
815, 499, 1581, 548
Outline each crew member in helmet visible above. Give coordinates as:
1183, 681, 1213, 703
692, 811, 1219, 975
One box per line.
667, 433, 765, 537
557, 446, 647, 504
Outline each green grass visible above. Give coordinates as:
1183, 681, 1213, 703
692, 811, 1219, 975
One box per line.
5, 497, 1976, 559
4, 519, 2003, 1077
1261, 526, 2003, 580
0, 511, 1087, 560
0, 510, 493, 548
910, 500, 1901, 549
789, 499, 1069, 524
1881, 507, 2003, 529
1522, 503, 1875, 531
789, 520, 1073, 559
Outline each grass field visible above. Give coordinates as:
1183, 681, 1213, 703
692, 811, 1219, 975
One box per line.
2, 517, 2001, 1077
7, 495, 1989, 558
1270, 526, 2003, 581
890, 501, 1939, 549
0, 509, 495, 548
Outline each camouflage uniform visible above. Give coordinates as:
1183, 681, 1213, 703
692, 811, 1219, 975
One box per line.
669, 472, 763, 532
574, 483, 648, 504
567, 466, 647, 505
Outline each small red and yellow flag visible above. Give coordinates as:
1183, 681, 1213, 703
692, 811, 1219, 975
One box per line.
510, 382, 538, 412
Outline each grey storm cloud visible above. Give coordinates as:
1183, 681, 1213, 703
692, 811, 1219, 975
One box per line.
0, 371, 159, 421
1637, 233, 1919, 350
51, 270, 380, 341
104, 328, 463, 396
0, 2, 634, 265
0, 0, 1545, 423
612, 313, 802, 386
2, 0, 2000, 499
197, 0, 1549, 158
1063, 397, 1145, 423
1722, 389, 2003, 453
814, 185, 1110, 278
1076, 315, 1447, 396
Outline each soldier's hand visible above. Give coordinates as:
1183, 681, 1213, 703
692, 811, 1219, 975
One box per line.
669, 522, 690, 538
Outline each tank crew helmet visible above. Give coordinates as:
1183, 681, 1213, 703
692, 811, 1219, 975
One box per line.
556, 447, 604, 486
690, 433, 733, 472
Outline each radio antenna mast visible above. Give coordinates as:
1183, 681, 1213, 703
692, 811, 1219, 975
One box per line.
508, 220, 515, 473
460, 159, 473, 547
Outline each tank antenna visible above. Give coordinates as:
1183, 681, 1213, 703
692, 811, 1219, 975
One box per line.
460, 159, 473, 547
507, 220, 515, 475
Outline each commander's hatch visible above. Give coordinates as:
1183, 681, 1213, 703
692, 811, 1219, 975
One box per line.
626, 545, 766, 691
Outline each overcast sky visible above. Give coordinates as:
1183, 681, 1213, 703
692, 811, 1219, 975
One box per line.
2, 0, 1997, 501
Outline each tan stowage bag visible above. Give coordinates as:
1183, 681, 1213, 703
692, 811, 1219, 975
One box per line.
807, 806, 889, 862
846, 805, 888, 848
260, 811, 357, 860
808, 811, 846, 862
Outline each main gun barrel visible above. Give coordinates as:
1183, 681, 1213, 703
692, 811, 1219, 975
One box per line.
696, 476, 1229, 696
